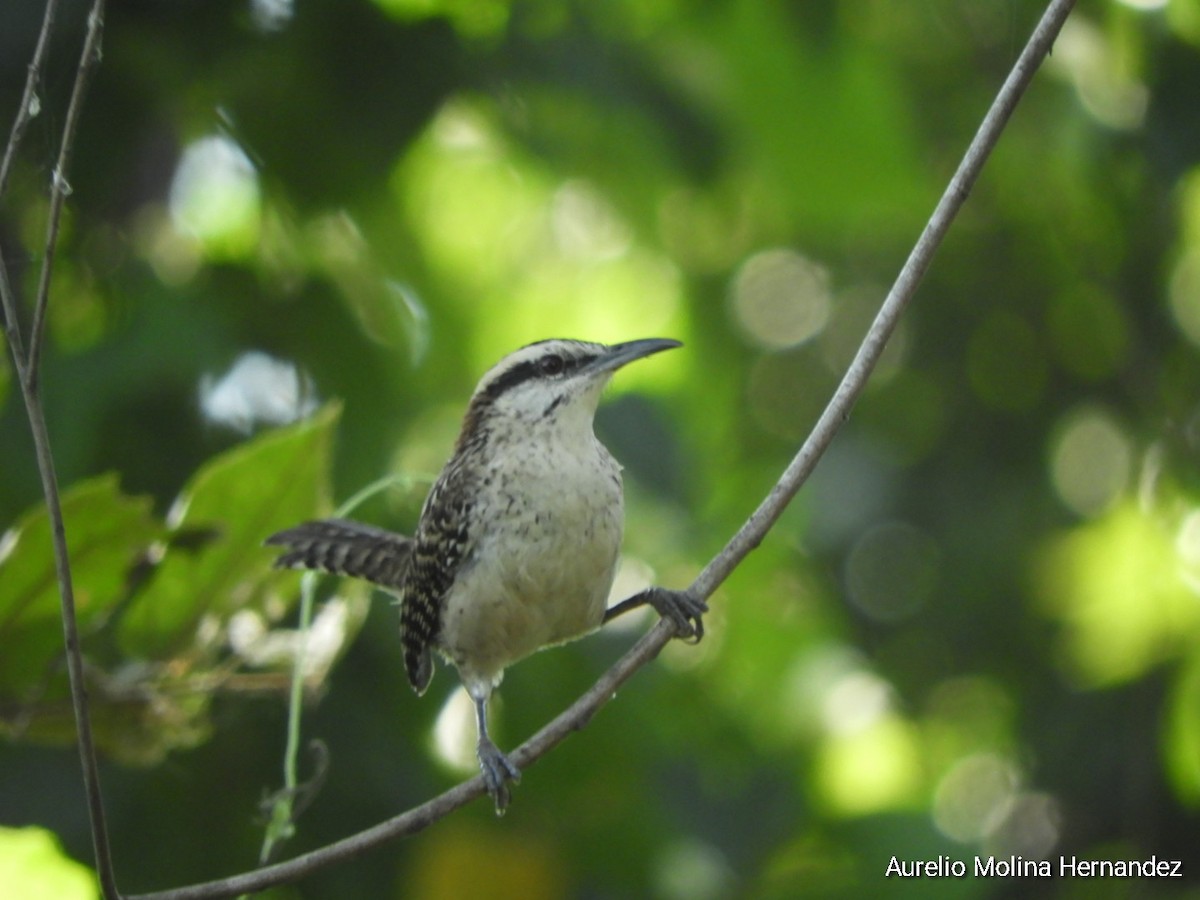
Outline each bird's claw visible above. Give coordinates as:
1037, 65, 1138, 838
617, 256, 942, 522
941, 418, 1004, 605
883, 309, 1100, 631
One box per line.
647, 587, 708, 643
477, 738, 521, 816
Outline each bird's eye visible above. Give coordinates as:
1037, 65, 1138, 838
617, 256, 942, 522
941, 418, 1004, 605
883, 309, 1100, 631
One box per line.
539, 355, 566, 376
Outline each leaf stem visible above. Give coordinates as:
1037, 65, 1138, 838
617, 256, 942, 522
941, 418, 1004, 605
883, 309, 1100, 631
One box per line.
257, 473, 426, 863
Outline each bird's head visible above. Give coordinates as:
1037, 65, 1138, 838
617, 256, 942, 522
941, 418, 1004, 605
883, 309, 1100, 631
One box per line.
459, 338, 681, 441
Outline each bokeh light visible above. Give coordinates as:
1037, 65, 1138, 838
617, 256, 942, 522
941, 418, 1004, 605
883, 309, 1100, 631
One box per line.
730, 248, 831, 350
820, 669, 893, 737
933, 752, 1019, 843
1175, 509, 1200, 595
1168, 249, 1200, 347
1037, 503, 1200, 686
1112, 0, 1168, 11
655, 838, 736, 900
550, 180, 631, 262
199, 352, 318, 433
844, 521, 939, 623
432, 687, 479, 777
985, 791, 1060, 860
1049, 404, 1132, 517
168, 134, 261, 257
814, 713, 921, 815
1049, 16, 1149, 130
398, 98, 683, 360
250, 0, 293, 30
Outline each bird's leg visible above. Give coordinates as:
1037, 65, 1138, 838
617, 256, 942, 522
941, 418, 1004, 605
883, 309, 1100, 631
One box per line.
472, 690, 521, 815
603, 586, 707, 642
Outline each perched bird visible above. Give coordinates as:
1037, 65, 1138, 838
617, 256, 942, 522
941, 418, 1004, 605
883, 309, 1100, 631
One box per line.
266, 338, 706, 812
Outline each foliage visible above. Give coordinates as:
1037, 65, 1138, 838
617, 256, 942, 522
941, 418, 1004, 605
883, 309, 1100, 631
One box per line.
0, 826, 98, 900
0, 405, 360, 766
3, 0, 1200, 897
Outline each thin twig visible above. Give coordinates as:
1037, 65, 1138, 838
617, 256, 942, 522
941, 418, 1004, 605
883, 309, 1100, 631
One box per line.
18, 359, 121, 900
0, 2, 117, 899
28, 0, 107, 379
122, 1, 1076, 897
0, 0, 62, 353
0, 255, 24, 362
689, 0, 1075, 601
124, 621, 671, 900
0, 0, 60, 203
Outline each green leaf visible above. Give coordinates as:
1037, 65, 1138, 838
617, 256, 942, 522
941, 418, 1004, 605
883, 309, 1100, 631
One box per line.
117, 404, 341, 659
0, 474, 159, 696
1035, 503, 1200, 687
0, 826, 98, 900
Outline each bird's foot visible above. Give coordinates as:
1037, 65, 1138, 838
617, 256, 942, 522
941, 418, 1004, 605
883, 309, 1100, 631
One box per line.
477, 737, 521, 816
643, 586, 708, 643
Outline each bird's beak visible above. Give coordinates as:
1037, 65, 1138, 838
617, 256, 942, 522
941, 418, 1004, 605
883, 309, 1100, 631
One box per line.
589, 338, 682, 375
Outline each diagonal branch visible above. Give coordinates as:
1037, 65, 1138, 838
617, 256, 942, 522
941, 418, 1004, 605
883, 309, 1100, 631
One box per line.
122, 0, 1077, 897
0, 0, 62, 357
689, 0, 1076, 602
122, 622, 671, 900
0, 0, 60, 205
0, 2, 116, 898
27, 0, 108, 380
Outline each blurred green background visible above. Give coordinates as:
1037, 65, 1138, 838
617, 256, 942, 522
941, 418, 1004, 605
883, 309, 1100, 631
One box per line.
3, 0, 1200, 897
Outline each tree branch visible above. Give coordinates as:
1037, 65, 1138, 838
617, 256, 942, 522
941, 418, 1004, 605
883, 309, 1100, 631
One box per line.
28, 0, 107, 379
121, 0, 1077, 897
122, 621, 671, 900
0, 0, 60, 204
0, 0, 61, 355
689, 0, 1077, 602
0, 2, 116, 899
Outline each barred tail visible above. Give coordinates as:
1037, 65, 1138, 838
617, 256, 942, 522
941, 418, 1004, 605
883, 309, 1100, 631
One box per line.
265, 518, 412, 590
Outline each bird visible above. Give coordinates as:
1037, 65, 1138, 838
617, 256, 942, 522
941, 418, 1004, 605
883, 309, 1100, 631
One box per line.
265, 338, 707, 812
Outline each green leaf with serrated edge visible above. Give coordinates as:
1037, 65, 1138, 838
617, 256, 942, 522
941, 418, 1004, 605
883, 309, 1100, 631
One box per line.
0, 474, 160, 696
117, 404, 340, 659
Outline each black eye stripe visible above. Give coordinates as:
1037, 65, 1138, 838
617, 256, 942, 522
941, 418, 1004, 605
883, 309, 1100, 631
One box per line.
483, 352, 591, 400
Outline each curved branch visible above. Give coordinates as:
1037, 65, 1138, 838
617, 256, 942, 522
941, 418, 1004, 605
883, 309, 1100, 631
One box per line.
125, 621, 675, 900
691, 0, 1076, 602
1, 3, 116, 899
122, 1, 1076, 897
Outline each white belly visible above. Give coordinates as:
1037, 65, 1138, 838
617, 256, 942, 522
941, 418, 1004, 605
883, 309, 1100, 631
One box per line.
438, 439, 623, 690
